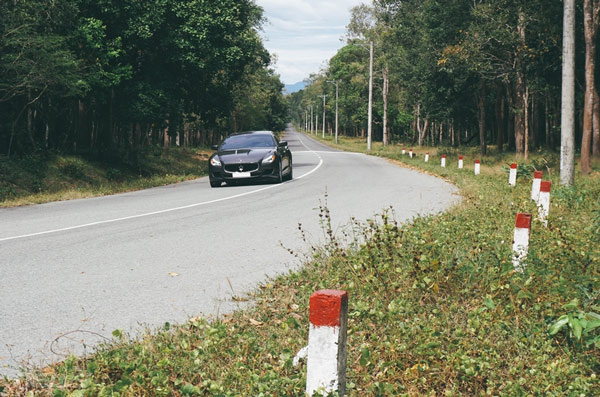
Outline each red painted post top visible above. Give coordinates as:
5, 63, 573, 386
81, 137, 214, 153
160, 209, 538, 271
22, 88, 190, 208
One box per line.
540, 181, 552, 193
442, 154, 446, 158
426, 152, 429, 155
534, 171, 543, 179
511, 163, 517, 169
459, 156, 463, 160
475, 159, 480, 164
309, 290, 348, 327
515, 213, 532, 229
409, 148, 413, 151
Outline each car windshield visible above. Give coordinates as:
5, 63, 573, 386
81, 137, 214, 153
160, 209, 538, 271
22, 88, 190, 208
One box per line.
220, 134, 275, 150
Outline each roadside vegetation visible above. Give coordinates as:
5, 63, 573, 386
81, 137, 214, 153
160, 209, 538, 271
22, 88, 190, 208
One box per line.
2, 135, 599, 395
0, 148, 210, 207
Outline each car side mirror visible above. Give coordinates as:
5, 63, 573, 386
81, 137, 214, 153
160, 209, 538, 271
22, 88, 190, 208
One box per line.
278, 141, 288, 148
211, 144, 219, 151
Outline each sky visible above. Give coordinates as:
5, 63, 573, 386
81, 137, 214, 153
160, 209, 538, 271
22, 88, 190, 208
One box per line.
255, 0, 366, 85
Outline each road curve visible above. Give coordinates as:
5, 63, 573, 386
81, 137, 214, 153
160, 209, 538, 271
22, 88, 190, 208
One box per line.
0, 125, 458, 375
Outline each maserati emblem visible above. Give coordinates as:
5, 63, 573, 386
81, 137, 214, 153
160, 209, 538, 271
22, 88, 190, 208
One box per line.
238, 164, 244, 172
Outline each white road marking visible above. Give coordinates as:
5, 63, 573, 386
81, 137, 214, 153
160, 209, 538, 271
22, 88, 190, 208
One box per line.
0, 133, 323, 243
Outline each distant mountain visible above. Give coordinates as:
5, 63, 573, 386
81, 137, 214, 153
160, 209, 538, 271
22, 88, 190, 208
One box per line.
284, 81, 307, 94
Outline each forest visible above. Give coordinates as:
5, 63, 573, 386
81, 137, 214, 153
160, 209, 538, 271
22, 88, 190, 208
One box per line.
288, 0, 600, 175
0, 0, 288, 163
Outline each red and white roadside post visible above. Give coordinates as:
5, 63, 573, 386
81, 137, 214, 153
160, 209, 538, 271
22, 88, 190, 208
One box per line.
474, 160, 481, 175
441, 155, 446, 168
509, 163, 517, 186
306, 290, 348, 396
409, 148, 413, 158
402, 148, 406, 155
537, 181, 551, 227
531, 171, 543, 201
512, 213, 532, 272
458, 156, 464, 169
424, 152, 429, 162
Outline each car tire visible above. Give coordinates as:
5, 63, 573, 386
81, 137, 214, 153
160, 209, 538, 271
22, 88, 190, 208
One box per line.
277, 160, 283, 184
210, 180, 221, 188
284, 160, 293, 181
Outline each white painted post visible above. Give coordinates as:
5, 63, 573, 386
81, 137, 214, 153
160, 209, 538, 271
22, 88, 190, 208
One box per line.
509, 163, 517, 186
424, 152, 429, 162
474, 160, 481, 175
441, 155, 446, 167
458, 156, 464, 169
306, 290, 348, 396
409, 148, 413, 158
402, 148, 406, 155
512, 213, 532, 272
531, 171, 543, 201
537, 181, 551, 227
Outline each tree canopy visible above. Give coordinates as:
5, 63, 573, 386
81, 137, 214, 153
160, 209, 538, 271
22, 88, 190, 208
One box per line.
290, 0, 598, 169
0, 0, 288, 161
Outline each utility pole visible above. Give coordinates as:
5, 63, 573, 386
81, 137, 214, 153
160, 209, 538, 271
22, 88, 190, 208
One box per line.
319, 94, 328, 138
306, 109, 309, 131
315, 103, 319, 135
310, 104, 313, 134
367, 40, 373, 151
328, 80, 339, 144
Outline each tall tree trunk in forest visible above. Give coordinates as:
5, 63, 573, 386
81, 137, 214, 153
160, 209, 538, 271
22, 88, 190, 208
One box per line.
514, 10, 527, 157
382, 66, 389, 146
561, 0, 576, 186
514, 72, 526, 156
545, 94, 551, 148
496, 86, 504, 152
163, 121, 170, 157
593, 88, 600, 157
524, 86, 530, 159
478, 81, 487, 155
581, 0, 599, 174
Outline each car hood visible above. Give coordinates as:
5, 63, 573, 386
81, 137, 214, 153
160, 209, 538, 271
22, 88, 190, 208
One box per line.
217, 148, 274, 164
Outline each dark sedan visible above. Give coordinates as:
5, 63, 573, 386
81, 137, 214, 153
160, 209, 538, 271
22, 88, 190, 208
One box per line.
208, 131, 293, 187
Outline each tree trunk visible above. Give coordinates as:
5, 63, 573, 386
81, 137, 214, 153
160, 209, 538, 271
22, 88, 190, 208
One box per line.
163, 121, 170, 157
514, 72, 526, 156
382, 66, 389, 146
496, 85, 504, 152
478, 81, 487, 155
524, 85, 530, 160
561, 0, 576, 185
593, 86, 600, 157
581, 0, 599, 174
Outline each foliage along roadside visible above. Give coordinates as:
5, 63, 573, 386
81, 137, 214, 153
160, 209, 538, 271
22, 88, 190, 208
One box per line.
1, 136, 599, 395
0, 147, 210, 207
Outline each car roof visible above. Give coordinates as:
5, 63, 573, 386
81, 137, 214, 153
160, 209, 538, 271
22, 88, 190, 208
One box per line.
228, 130, 274, 137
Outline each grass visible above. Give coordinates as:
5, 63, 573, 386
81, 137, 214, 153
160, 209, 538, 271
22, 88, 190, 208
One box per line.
0, 147, 211, 207
1, 133, 600, 395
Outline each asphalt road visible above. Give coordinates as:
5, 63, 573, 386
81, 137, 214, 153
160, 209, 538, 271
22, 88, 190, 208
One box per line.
0, 125, 458, 376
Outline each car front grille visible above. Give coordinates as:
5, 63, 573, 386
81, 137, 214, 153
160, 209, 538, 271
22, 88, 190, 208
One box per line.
224, 163, 259, 173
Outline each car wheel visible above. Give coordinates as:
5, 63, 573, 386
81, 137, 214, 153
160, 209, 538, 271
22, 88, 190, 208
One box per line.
210, 180, 221, 188
277, 160, 283, 184
285, 160, 293, 181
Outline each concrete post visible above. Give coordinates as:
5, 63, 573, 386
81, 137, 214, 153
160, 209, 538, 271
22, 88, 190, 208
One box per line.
306, 290, 348, 396
509, 163, 517, 186
531, 171, 542, 201
512, 213, 532, 272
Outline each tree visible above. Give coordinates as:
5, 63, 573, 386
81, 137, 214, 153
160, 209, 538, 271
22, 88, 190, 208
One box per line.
561, 0, 576, 186
581, 0, 600, 174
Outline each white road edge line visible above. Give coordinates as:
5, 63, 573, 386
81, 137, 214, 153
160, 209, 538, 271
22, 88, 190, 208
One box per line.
0, 131, 323, 243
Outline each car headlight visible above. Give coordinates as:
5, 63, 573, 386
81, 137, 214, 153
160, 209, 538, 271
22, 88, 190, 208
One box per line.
210, 156, 221, 166
262, 153, 276, 164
